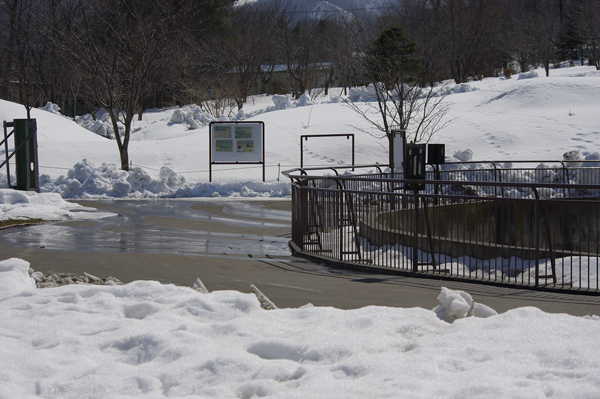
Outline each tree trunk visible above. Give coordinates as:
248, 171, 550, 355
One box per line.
119, 145, 129, 171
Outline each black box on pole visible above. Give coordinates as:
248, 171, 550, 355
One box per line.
427, 144, 445, 165
405, 143, 426, 190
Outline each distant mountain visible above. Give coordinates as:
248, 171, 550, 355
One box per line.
308, 1, 354, 21
238, 0, 395, 20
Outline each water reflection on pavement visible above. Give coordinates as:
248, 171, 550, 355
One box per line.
0, 200, 292, 259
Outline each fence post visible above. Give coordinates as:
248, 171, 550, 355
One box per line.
338, 180, 344, 262
413, 185, 419, 272
533, 188, 540, 287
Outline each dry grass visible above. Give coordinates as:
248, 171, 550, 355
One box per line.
0, 219, 45, 229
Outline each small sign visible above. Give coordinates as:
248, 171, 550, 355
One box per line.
215, 140, 233, 152
235, 126, 253, 139
214, 125, 231, 138
236, 140, 254, 153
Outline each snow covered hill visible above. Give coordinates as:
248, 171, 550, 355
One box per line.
1, 65, 599, 199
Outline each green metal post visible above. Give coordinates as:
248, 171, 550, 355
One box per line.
13, 119, 39, 192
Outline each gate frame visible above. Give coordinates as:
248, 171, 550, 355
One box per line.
300, 134, 354, 171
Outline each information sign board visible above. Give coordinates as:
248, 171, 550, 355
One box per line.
209, 121, 265, 181
210, 122, 263, 163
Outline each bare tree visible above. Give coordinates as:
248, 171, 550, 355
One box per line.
275, 7, 326, 99
346, 26, 452, 168
61, 0, 232, 171
501, 0, 536, 73
526, 1, 561, 76
438, 0, 501, 83
568, 0, 600, 69
222, 2, 279, 110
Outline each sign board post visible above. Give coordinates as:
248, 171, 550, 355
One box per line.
391, 128, 406, 175
209, 121, 265, 182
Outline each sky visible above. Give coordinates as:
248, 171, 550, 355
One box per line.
1, 65, 600, 398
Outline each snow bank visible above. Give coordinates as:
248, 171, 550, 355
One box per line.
1, 259, 599, 398
40, 159, 290, 199
29, 147, 599, 200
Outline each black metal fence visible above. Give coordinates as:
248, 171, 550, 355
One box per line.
284, 161, 600, 294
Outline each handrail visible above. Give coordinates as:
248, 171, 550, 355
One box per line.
283, 160, 600, 180
287, 163, 600, 294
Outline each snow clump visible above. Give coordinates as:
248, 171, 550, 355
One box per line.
347, 85, 377, 102
564, 149, 583, 167
76, 112, 119, 139
518, 70, 540, 80
169, 105, 212, 129
434, 287, 498, 323
296, 92, 314, 106
451, 83, 479, 93
453, 148, 473, 162
272, 94, 293, 110
39, 102, 64, 116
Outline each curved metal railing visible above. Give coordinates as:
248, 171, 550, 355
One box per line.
284, 161, 600, 295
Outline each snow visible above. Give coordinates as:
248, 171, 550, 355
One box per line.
1, 65, 600, 397
1, 257, 599, 398
1, 65, 598, 199
0, 189, 114, 222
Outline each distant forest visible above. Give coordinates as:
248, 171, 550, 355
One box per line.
0, 0, 598, 118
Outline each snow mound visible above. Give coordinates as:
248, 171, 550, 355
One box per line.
45, 159, 186, 198
0, 258, 36, 299
39, 159, 291, 199
453, 148, 473, 162
347, 85, 378, 102
272, 94, 293, 110
452, 83, 479, 93
518, 70, 540, 80
169, 105, 213, 129
0, 188, 114, 221
39, 102, 65, 117
296, 92, 314, 106
76, 112, 119, 139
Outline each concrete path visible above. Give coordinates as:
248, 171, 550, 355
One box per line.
1, 199, 599, 317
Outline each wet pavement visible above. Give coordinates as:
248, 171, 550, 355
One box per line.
1, 199, 600, 315
1, 200, 291, 258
